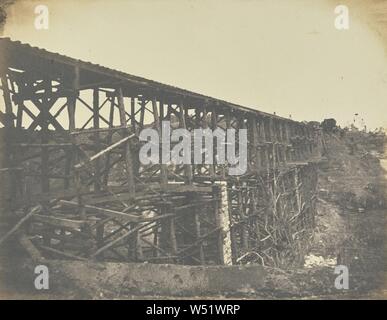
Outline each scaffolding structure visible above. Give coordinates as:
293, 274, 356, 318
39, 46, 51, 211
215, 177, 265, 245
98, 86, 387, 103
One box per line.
0, 38, 323, 266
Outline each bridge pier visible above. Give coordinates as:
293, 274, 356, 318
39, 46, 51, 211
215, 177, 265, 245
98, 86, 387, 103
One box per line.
215, 182, 233, 266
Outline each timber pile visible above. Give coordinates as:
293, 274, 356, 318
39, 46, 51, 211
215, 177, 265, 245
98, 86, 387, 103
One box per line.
0, 182, 222, 264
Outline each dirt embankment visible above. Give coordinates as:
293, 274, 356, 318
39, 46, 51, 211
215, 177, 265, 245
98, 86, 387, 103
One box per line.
262, 130, 386, 299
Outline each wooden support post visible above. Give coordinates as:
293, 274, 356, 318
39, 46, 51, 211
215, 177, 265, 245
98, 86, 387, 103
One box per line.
210, 108, 218, 178
260, 117, 269, 170
103, 96, 115, 186
64, 152, 72, 189
16, 100, 23, 129
300, 126, 305, 160
251, 188, 260, 246
93, 88, 101, 192
116, 88, 135, 197
68, 66, 79, 131
0, 72, 21, 203
159, 204, 169, 252
213, 186, 223, 264
68, 68, 85, 219
131, 97, 136, 132
0, 73, 13, 119
139, 98, 146, 129
238, 184, 249, 251
194, 212, 205, 264
190, 193, 205, 264
127, 222, 138, 261
136, 230, 144, 261
159, 203, 177, 262
159, 99, 164, 121
249, 117, 260, 172
41, 79, 50, 193
178, 101, 192, 184
200, 105, 214, 177
13, 95, 24, 196
295, 124, 301, 160
152, 221, 159, 258
278, 121, 284, 164
269, 118, 277, 168
294, 167, 302, 226
263, 118, 271, 169
284, 122, 291, 162
223, 110, 232, 178
67, 94, 76, 132
289, 123, 296, 161
153, 98, 168, 187
170, 214, 178, 258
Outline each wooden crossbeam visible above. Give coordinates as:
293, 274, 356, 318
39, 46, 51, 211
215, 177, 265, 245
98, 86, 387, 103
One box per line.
90, 222, 152, 258
0, 205, 42, 246
59, 200, 140, 221
28, 98, 65, 132
77, 96, 110, 126
70, 126, 128, 136
33, 214, 87, 229
74, 134, 135, 169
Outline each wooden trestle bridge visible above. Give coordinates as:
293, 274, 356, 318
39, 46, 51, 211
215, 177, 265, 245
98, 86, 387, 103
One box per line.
0, 38, 323, 267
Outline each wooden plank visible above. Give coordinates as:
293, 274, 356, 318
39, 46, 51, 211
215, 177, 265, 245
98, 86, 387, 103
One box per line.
83, 192, 136, 206
39, 245, 87, 261
59, 200, 140, 221
74, 134, 135, 169
90, 222, 152, 258
0, 205, 42, 246
18, 235, 43, 261
33, 214, 87, 229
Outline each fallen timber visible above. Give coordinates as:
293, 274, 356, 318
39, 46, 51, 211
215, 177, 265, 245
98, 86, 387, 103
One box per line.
0, 38, 323, 267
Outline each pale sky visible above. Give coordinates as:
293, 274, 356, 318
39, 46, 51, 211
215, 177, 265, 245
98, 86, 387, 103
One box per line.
2, 0, 387, 130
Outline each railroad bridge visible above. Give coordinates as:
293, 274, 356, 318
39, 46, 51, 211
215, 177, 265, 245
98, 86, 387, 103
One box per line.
0, 38, 323, 267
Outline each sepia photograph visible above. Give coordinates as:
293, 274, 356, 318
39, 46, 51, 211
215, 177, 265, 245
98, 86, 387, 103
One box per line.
0, 0, 386, 307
